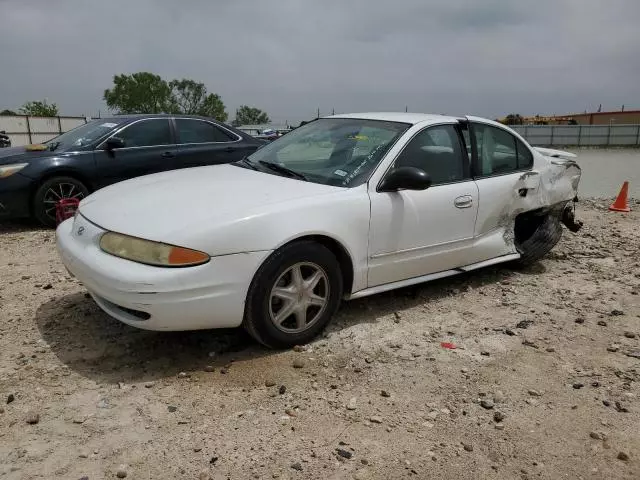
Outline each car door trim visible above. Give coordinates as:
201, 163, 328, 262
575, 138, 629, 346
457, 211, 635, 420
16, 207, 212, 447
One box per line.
94, 145, 175, 153
348, 253, 521, 299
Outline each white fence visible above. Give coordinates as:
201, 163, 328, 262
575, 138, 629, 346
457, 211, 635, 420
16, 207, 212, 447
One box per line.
511, 124, 640, 147
0, 115, 89, 147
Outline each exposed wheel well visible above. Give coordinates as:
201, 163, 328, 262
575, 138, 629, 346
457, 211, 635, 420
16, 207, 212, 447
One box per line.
514, 209, 546, 247
282, 235, 355, 294
514, 203, 565, 247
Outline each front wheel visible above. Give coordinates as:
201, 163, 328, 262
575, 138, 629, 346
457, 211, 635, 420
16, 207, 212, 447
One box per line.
33, 176, 89, 227
243, 241, 343, 349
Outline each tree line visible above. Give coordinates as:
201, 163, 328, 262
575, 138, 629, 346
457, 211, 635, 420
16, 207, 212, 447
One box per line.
1, 71, 271, 126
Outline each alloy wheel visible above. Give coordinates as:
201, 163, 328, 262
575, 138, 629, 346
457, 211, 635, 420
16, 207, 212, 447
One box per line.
42, 182, 85, 221
269, 262, 330, 334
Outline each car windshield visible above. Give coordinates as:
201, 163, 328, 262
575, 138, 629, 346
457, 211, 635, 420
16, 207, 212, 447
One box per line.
44, 119, 122, 150
244, 118, 410, 187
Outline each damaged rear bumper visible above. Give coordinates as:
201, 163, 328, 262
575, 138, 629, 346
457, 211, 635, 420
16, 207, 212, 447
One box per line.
561, 201, 583, 232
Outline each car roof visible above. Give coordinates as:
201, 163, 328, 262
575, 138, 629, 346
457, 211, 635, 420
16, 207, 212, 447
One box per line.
97, 114, 228, 123
327, 112, 463, 125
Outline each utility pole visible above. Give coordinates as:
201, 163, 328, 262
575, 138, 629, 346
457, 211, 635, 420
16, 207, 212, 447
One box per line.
317, 108, 320, 119
405, 106, 408, 112
332, 108, 335, 115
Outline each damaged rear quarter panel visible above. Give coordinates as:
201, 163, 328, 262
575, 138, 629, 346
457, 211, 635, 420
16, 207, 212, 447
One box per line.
471, 148, 581, 260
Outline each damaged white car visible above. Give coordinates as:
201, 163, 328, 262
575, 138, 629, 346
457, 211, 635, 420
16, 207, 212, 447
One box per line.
56, 113, 582, 348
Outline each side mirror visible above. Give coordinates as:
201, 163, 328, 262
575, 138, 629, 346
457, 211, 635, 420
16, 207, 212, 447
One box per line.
379, 166, 432, 192
105, 137, 125, 151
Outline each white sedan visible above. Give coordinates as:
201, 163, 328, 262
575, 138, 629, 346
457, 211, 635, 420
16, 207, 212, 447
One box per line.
57, 113, 582, 348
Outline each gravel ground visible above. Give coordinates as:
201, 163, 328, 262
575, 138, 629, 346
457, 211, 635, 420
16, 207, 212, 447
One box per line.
0, 200, 639, 480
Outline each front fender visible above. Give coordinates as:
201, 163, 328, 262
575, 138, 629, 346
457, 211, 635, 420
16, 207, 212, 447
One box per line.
179, 187, 372, 293
21, 152, 96, 187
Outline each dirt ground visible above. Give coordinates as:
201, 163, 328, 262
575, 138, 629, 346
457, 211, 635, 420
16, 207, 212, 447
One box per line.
1, 200, 639, 480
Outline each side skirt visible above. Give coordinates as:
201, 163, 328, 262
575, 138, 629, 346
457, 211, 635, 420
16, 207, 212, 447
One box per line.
346, 253, 521, 300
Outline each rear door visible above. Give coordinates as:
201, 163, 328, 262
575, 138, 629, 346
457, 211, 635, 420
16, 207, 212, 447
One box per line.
94, 118, 177, 187
465, 120, 538, 263
174, 118, 248, 168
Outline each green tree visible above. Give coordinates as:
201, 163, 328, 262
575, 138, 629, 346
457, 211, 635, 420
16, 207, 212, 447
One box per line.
19, 100, 58, 117
104, 73, 228, 120
104, 72, 172, 114
168, 79, 227, 121
232, 105, 270, 127
504, 113, 524, 125
0, 109, 17, 116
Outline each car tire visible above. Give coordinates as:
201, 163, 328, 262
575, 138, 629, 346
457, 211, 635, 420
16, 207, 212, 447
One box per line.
243, 240, 343, 349
514, 213, 563, 266
33, 176, 89, 227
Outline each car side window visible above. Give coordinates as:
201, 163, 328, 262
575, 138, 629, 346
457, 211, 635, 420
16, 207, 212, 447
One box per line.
472, 123, 532, 176
393, 124, 466, 185
175, 119, 235, 144
117, 119, 172, 148
516, 138, 534, 168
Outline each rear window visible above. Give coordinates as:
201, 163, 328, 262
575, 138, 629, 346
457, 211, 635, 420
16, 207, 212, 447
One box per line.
175, 119, 235, 144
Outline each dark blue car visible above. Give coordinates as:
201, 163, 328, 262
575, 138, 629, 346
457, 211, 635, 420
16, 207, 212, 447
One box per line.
0, 114, 264, 226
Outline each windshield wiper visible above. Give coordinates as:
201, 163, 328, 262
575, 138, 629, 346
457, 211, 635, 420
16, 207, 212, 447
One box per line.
258, 161, 308, 181
235, 156, 258, 170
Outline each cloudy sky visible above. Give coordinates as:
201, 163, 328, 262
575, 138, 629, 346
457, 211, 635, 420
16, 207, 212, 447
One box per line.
1, 0, 638, 123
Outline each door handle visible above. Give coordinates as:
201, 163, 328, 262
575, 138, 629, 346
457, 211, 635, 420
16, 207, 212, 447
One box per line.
224, 146, 236, 153
161, 152, 175, 158
454, 195, 473, 208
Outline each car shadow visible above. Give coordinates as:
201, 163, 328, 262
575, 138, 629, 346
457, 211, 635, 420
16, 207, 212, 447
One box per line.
0, 219, 47, 234
34, 262, 534, 385
34, 292, 268, 385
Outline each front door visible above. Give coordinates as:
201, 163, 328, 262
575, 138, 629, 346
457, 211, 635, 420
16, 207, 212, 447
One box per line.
94, 118, 177, 188
174, 118, 247, 168
368, 123, 479, 287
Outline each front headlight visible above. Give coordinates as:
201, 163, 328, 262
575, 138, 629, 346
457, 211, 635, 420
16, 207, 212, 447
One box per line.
0, 163, 28, 178
99, 232, 210, 267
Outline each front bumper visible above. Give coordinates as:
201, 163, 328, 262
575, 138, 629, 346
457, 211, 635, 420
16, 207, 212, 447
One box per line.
56, 214, 271, 331
0, 173, 32, 219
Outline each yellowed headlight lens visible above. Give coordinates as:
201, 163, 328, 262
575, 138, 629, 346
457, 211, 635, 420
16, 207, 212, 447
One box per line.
99, 232, 209, 267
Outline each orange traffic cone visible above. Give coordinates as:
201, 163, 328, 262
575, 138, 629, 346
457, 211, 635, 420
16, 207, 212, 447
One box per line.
609, 181, 631, 212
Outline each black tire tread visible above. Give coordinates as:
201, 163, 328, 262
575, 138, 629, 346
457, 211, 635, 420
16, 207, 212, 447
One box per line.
243, 240, 343, 349
515, 214, 563, 266
33, 176, 88, 227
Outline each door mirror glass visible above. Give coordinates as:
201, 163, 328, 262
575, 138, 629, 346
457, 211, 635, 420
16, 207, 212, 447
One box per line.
379, 166, 432, 192
105, 137, 125, 150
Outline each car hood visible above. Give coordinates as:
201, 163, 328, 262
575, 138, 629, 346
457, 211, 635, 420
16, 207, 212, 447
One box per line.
79, 164, 344, 243
0, 146, 58, 165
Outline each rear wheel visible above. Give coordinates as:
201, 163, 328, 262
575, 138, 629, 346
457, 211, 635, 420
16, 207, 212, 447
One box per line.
513, 212, 563, 266
243, 241, 343, 349
33, 176, 88, 227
